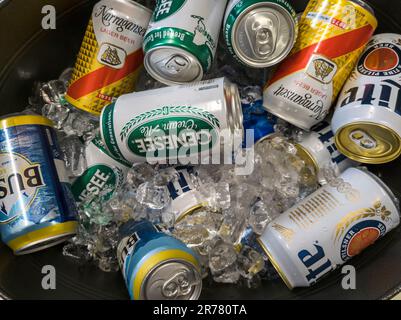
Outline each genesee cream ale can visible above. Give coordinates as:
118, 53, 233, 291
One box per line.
100, 77, 243, 164
65, 0, 152, 116
143, 0, 228, 85
332, 33, 401, 164
258, 167, 400, 288
223, 0, 298, 68
263, 0, 377, 130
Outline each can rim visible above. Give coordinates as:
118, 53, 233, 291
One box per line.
335, 122, 401, 164
0, 114, 54, 130
256, 238, 294, 290
231, 2, 297, 68
123, 0, 153, 15
144, 46, 203, 86
294, 143, 319, 172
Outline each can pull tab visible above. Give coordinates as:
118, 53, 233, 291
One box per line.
350, 130, 377, 149
161, 270, 199, 299
245, 11, 279, 58
164, 55, 190, 75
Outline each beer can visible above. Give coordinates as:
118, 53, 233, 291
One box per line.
0, 115, 78, 255
295, 121, 357, 175
332, 33, 401, 164
166, 166, 205, 222
143, 0, 228, 85
223, 0, 298, 68
71, 136, 131, 203
258, 167, 400, 288
99, 77, 243, 164
263, 0, 377, 130
117, 219, 202, 300
65, 0, 152, 116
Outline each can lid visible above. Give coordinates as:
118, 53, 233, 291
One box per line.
144, 47, 203, 85
232, 3, 297, 68
141, 260, 202, 300
335, 122, 401, 164
0, 114, 54, 130
294, 143, 319, 172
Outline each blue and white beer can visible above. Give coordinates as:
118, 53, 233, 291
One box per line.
0, 115, 78, 255
117, 219, 202, 300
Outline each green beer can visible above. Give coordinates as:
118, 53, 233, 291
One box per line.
143, 0, 228, 85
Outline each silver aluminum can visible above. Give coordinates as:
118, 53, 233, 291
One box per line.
100, 77, 243, 164
258, 167, 400, 289
223, 0, 297, 68
143, 0, 228, 85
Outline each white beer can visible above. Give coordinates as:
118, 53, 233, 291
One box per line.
143, 0, 228, 85
295, 121, 357, 178
166, 166, 205, 222
258, 167, 400, 289
332, 33, 401, 164
71, 136, 131, 203
100, 77, 243, 164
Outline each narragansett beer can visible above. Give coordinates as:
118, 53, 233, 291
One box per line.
332, 33, 401, 164
263, 0, 377, 130
100, 77, 243, 164
143, 0, 228, 85
223, 0, 298, 68
295, 121, 357, 176
71, 136, 130, 203
166, 166, 205, 222
117, 219, 202, 300
65, 0, 152, 116
0, 115, 78, 255
258, 167, 400, 288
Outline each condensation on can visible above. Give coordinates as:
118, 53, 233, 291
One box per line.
333, 33, 401, 164
258, 168, 400, 289
224, 0, 298, 68
0, 115, 78, 255
263, 0, 377, 131
65, 0, 152, 116
143, 0, 228, 85
117, 220, 202, 300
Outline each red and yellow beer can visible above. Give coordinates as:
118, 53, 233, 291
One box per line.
65, 0, 152, 116
263, 0, 377, 130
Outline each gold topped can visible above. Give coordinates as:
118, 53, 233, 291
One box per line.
65, 0, 152, 116
332, 33, 401, 164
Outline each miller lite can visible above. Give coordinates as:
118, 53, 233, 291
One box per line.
258, 167, 400, 289
0, 115, 78, 255
223, 0, 298, 68
332, 33, 401, 164
65, 0, 152, 116
117, 219, 202, 300
166, 166, 205, 222
143, 0, 228, 85
263, 0, 377, 130
71, 136, 130, 203
295, 121, 357, 178
100, 77, 243, 164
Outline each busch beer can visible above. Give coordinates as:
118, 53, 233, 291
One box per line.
65, 0, 152, 116
295, 121, 357, 176
0, 115, 78, 255
71, 136, 130, 203
100, 77, 243, 164
332, 33, 401, 164
263, 0, 377, 130
117, 219, 202, 300
143, 0, 228, 85
258, 167, 400, 288
223, 0, 298, 68
166, 166, 205, 222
